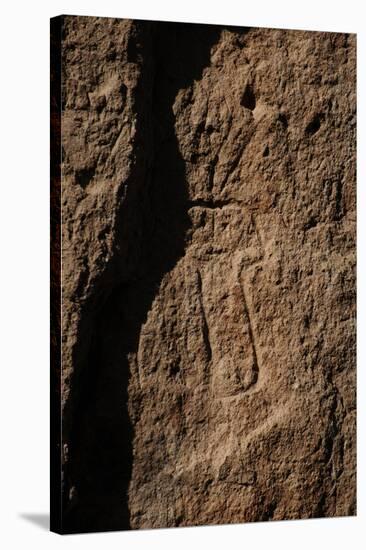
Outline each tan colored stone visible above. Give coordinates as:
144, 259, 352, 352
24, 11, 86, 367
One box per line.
57, 16, 356, 532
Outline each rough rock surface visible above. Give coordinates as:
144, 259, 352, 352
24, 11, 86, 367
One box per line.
57, 16, 356, 532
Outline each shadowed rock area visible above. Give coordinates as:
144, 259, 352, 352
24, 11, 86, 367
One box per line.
56, 16, 356, 533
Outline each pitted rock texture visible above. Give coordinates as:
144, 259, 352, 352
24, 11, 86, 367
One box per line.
57, 16, 356, 533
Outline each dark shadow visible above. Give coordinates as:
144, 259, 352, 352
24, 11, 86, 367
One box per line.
62, 20, 221, 533
50, 16, 62, 532
20, 513, 49, 531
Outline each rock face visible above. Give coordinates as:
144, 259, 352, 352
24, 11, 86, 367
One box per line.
52, 16, 356, 533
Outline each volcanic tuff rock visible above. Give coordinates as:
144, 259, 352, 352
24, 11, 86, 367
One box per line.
54, 16, 356, 532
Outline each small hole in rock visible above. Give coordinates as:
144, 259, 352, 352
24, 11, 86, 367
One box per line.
120, 83, 127, 101
241, 84, 256, 111
278, 113, 288, 128
169, 363, 180, 377
263, 145, 269, 157
306, 114, 322, 135
75, 167, 95, 188
303, 216, 318, 230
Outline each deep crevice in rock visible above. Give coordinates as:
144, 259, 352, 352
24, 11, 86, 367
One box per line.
63, 20, 221, 533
